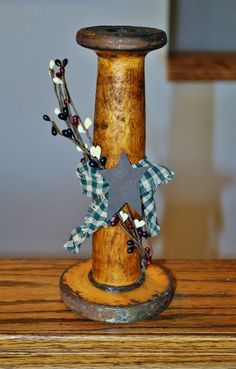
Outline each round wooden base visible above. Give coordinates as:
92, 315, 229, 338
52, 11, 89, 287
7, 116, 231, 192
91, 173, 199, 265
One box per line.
60, 259, 174, 323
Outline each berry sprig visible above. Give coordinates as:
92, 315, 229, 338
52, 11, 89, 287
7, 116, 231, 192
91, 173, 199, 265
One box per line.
43, 59, 152, 268
43, 58, 105, 169
110, 203, 153, 268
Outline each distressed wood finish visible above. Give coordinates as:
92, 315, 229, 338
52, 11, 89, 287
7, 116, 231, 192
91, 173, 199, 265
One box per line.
92, 51, 146, 287
0, 259, 236, 368
76, 25, 167, 52
168, 52, 236, 81
76, 26, 167, 288
60, 259, 173, 323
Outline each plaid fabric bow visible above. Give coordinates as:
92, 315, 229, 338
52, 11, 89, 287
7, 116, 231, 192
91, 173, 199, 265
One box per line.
64, 157, 174, 254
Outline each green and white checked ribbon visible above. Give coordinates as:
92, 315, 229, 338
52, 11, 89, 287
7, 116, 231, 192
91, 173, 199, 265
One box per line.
64, 157, 174, 254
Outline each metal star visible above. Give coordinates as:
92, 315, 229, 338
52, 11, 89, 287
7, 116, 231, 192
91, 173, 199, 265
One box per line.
102, 151, 148, 220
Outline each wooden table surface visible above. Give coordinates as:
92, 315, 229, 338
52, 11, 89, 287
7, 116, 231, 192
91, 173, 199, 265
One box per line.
0, 259, 236, 368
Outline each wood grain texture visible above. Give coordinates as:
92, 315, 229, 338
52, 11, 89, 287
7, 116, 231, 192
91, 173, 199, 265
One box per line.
92, 51, 147, 287
168, 52, 236, 81
76, 26, 168, 291
0, 259, 236, 368
60, 259, 173, 323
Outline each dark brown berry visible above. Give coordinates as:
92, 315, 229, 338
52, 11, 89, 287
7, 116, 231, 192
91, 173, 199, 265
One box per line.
127, 223, 134, 231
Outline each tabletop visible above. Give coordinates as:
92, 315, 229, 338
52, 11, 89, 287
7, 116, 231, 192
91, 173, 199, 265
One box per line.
0, 259, 236, 368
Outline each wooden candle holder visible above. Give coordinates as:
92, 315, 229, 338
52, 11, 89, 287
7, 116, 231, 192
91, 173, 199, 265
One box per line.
60, 26, 174, 323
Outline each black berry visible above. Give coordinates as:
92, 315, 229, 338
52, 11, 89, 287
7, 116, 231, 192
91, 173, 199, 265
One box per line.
89, 160, 99, 168
62, 58, 68, 67
62, 106, 68, 116
58, 113, 66, 120
55, 59, 61, 67
127, 246, 135, 254
142, 231, 148, 238
51, 126, 57, 136
43, 114, 50, 121
100, 156, 107, 167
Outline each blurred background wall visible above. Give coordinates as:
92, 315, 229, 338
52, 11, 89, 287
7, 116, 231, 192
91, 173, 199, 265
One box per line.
0, 0, 235, 258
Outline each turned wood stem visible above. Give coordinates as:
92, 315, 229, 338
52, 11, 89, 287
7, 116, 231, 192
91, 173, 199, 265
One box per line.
92, 51, 145, 287
76, 26, 167, 288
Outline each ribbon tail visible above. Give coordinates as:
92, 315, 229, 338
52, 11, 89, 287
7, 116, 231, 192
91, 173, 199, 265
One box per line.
64, 196, 109, 254
142, 191, 160, 237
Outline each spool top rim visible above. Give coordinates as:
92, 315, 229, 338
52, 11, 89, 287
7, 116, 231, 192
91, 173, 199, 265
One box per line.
76, 25, 167, 52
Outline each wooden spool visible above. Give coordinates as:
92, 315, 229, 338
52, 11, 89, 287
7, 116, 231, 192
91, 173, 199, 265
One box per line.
60, 26, 174, 323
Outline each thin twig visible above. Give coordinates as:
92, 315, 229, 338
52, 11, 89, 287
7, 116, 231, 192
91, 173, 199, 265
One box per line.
124, 203, 142, 243
49, 66, 103, 168
118, 215, 144, 255
118, 204, 152, 260
62, 74, 93, 145
48, 61, 152, 262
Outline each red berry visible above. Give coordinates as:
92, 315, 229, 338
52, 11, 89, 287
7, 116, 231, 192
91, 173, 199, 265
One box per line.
60, 66, 65, 74
147, 258, 153, 266
56, 72, 62, 78
110, 215, 119, 226
80, 157, 85, 163
110, 220, 118, 226
73, 115, 79, 125
145, 247, 151, 255
128, 223, 134, 231
64, 99, 68, 105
